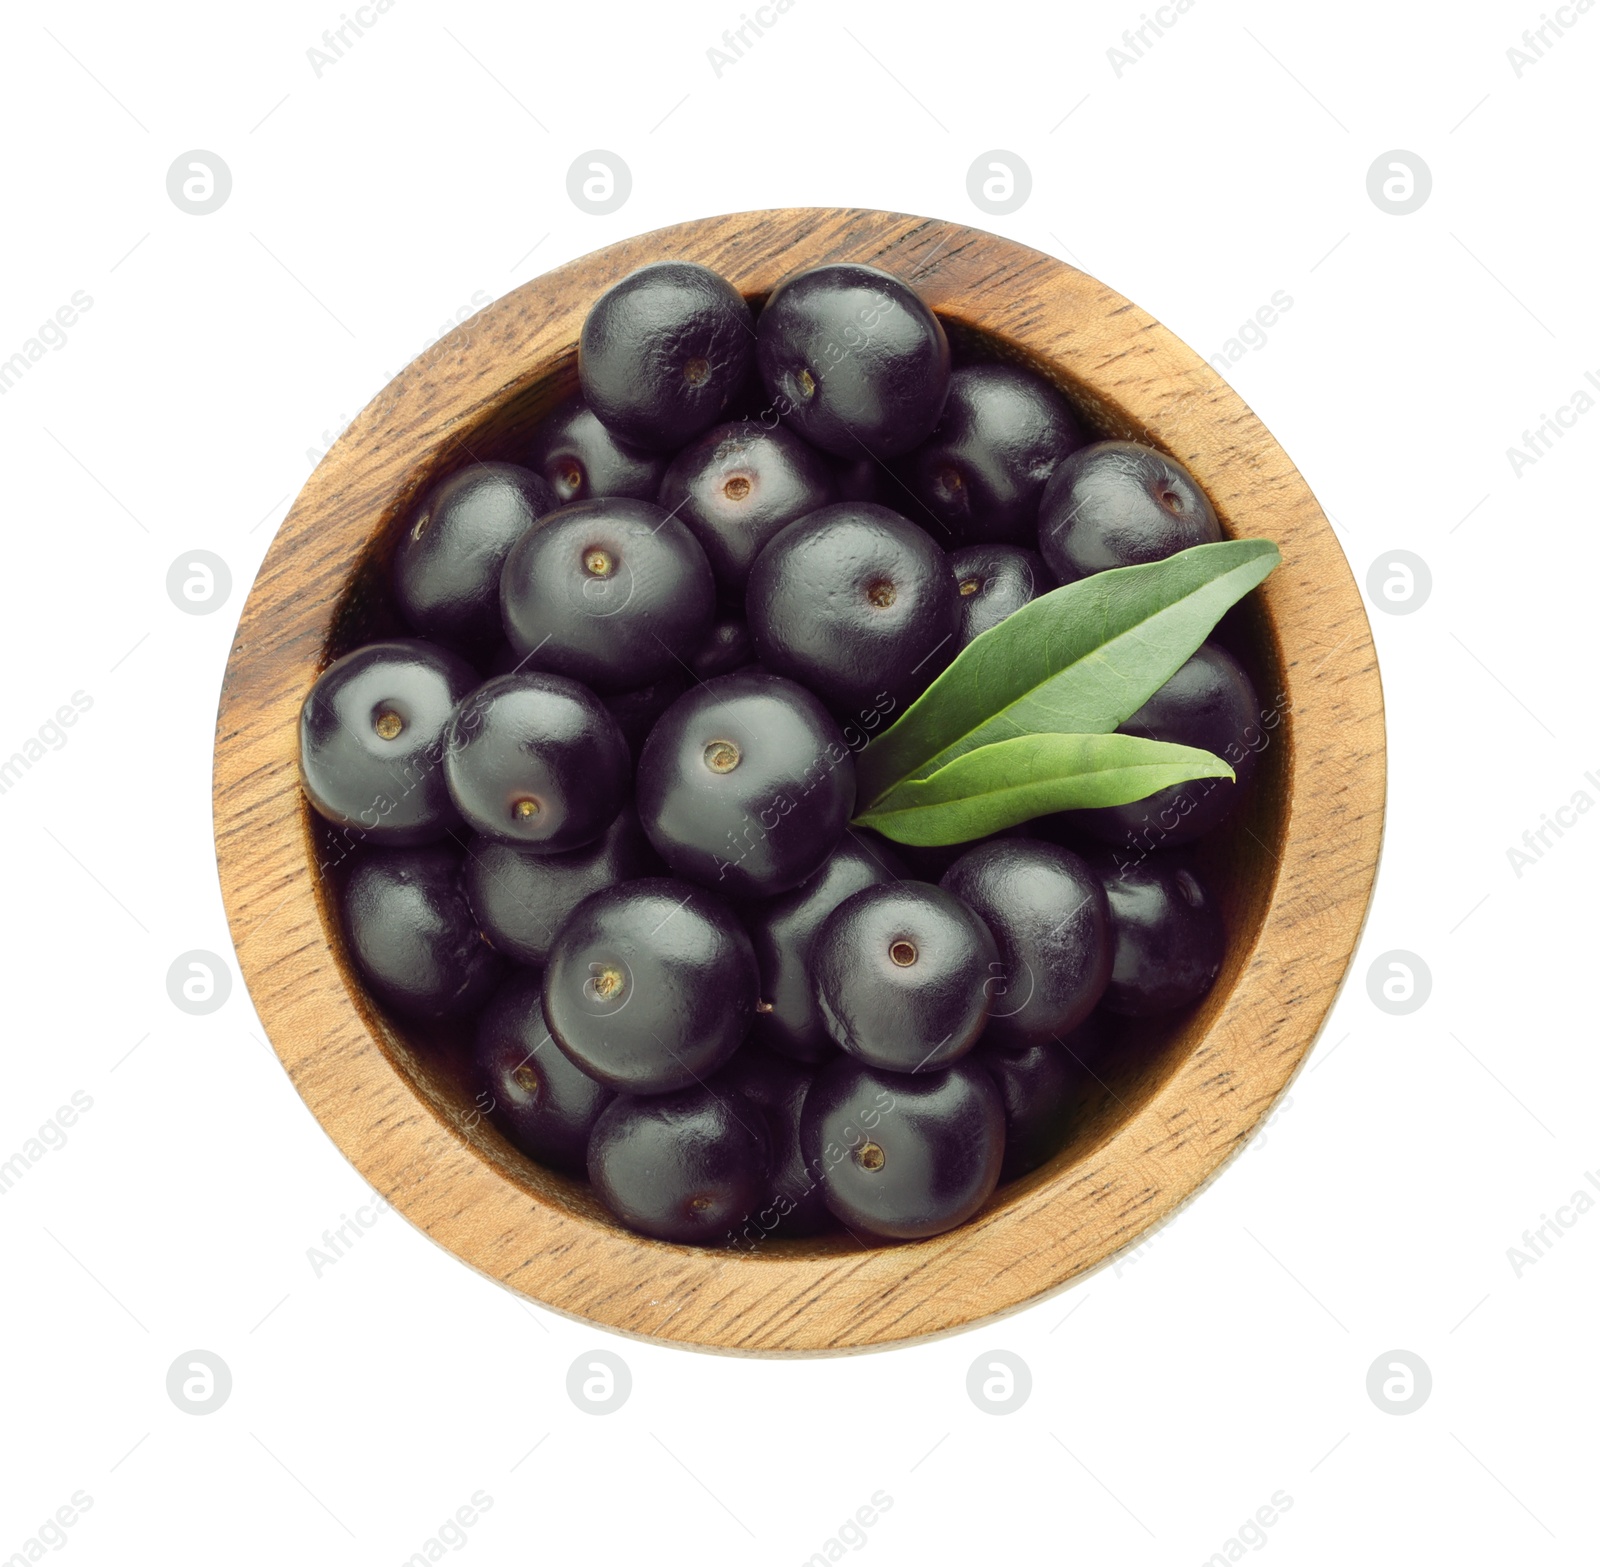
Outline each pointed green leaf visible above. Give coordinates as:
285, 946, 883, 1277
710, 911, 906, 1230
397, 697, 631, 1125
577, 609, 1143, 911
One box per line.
853, 732, 1235, 847
856, 538, 1279, 807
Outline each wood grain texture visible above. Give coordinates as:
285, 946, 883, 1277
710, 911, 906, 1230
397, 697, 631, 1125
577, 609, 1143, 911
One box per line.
213, 208, 1385, 1355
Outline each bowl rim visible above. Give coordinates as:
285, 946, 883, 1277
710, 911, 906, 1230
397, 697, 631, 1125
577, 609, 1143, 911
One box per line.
213, 206, 1386, 1356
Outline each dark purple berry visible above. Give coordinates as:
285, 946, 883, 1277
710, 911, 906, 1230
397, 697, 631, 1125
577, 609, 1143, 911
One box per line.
1096, 854, 1225, 1016
714, 1045, 832, 1241
800, 1058, 1003, 1240
474, 970, 612, 1174
756, 263, 950, 459
1038, 440, 1220, 584
1067, 642, 1265, 847
746, 503, 956, 719
636, 670, 855, 899
543, 878, 758, 1095
690, 616, 753, 680
976, 1036, 1086, 1182
392, 463, 556, 652
444, 672, 629, 850
950, 543, 1050, 647
658, 420, 837, 600
812, 882, 997, 1072
747, 832, 905, 1063
897, 363, 1086, 546
524, 398, 669, 504
463, 807, 659, 966
588, 1084, 770, 1243
580, 262, 755, 451
940, 840, 1110, 1048
300, 639, 476, 847
341, 845, 504, 1020
499, 497, 715, 693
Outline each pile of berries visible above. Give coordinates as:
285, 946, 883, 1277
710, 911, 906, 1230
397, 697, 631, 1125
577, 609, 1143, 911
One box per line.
299, 258, 1263, 1247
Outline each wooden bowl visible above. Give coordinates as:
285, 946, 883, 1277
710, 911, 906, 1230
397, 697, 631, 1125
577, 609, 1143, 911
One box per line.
214, 207, 1384, 1355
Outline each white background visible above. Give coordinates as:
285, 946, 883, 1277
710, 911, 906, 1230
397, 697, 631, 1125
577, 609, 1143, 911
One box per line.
2, 0, 1595, 1562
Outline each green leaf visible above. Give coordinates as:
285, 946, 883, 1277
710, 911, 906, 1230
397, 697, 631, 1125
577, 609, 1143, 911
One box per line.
853, 732, 1235, 847
855, 538, 1280, 808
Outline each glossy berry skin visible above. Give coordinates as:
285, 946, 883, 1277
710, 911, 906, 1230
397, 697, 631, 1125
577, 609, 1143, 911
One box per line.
524, 398, 669, 504
658, 420, 838, 600
1069, 642, 1264, 847
300, 639, 476, 847
464, 807, 659, 966
976, 1036, 1084, 1182
800, 1058, 1004, 1241
897, 364, 1086, 546
950, 544, 1049, 648
580, 262, 755, 451
1038, 440, 1221, 584
747, 832, 905, 1063
588, 1084, 769, 1244
812, 882, 998, 1073
392, 463, 556, 652
1096, 854, 1225, 1016
543, 878, 758, 1094
690, 616, 752, 680
940, 840, 1110, 1049
499, 497, 715, 693
636, 670, 855, 899
444, 672, 629, 851
474, 969, 612, 1174
756, 263, 950, 459
715, 1045, 831, 1240
746, 503, 957, 719
341, 845, 504, 1020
